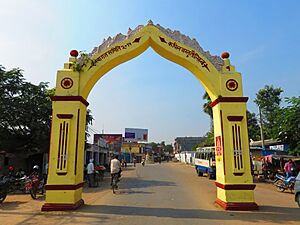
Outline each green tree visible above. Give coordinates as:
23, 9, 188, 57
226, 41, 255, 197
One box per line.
254, 85, 283, 139
164, 144, 173, 153
0, 65, 94, 156
246, 110, 260, 141
150, 142, 158, 152
85, 109, 94, 139
273, 97, 300, 154
0, 66, 52, 154
202, 92, 213, 130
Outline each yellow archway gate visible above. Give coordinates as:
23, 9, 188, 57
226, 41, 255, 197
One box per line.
42, 21, 258, 211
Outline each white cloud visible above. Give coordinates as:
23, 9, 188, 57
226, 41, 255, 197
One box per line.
238, 45, 266, 64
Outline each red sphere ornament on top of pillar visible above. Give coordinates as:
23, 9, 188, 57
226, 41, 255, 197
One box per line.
221, 52, 230, 59
70, 50, 79, 57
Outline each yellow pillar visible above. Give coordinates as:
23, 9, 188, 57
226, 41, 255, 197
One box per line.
212, 97, 258, 210
42, 54, 88, 211
41, 98, 87, 211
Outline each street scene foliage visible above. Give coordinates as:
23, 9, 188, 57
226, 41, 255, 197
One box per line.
0, 66, 52, 154
0, 65, 94, 156
201, 87, 299, 154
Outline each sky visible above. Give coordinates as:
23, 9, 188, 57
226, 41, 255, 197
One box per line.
1, 0, 299, 144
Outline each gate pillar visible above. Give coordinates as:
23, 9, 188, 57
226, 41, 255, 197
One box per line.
41, 56, 88, 211
41, 98, 87, 211
212, 98, 258, 210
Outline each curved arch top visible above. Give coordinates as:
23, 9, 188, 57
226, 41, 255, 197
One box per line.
81, 22, 225, 100
55, 21, 244, 101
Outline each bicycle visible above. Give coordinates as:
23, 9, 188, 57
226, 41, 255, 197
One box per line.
111, 173, 119, 194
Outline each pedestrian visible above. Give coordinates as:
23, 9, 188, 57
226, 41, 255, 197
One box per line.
141, 158, 145, 166
87, 159, 95, 187
284, 159, 295, 178
121, 159, 126, 168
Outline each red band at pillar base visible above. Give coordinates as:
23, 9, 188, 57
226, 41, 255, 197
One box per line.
41, 199, 84, 211
215, 198, 258, 211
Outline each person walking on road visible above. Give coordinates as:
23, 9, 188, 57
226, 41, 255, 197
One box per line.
87, 159, 95, 187
110, 155, 121, 185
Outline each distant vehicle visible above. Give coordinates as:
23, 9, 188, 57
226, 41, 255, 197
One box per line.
194, 147, 216, 179
295, 172, 300, 207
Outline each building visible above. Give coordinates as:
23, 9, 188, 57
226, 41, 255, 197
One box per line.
121, 142, 145, 163
174, 136, 205, 153
94, 134, 122, 153
85, 136, 110, 166
0, 149, 48, 176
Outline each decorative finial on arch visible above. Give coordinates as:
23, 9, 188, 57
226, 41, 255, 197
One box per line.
221, 52, 235, 72
70, 50, 79, 58
69, 50, 79, 63
147, 19, 154, 25
221, 52, 230, 59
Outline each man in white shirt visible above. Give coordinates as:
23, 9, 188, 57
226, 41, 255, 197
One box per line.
87, 159, 95, 187
110, 155, 121, 185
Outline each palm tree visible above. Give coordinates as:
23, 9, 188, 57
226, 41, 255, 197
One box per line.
202, 92, 213, 131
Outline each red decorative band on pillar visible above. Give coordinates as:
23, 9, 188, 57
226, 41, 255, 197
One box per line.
57, 114, 73, 119
41, 199, 84, 211
210, 97, 248, 108
51, 96, 89, 106
45, 182, 84, 190
215, 198, 258, 210
215, 181, 256, 190
227, 116, 244, 121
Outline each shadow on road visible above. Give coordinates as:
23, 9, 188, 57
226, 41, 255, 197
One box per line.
80, 204, 300, 223
0, 201, 28, 210
117, 190, 154, 195
120, 177, 176, 189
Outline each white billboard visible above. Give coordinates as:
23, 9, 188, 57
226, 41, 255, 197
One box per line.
125, 128, 148, 142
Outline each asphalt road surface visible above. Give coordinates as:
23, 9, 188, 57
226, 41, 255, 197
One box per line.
0, 162, 299, 225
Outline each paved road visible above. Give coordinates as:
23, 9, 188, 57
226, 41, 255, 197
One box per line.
0, 162, 299, 225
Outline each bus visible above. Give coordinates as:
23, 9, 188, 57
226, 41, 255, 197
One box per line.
194, 147, 216, 179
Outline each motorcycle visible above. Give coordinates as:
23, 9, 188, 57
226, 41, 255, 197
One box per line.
24, 174, 45, 200
0, 175, 30, 203
273, 173, 296, 192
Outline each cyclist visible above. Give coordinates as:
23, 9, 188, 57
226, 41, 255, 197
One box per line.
110, 155, 121, 186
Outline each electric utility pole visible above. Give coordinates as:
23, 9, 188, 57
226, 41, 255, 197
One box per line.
259, 106, 265, 149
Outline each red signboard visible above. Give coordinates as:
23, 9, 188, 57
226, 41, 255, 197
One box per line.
216, 136, 223, 157
99, 134, 122, 144
94, 134, 122, 144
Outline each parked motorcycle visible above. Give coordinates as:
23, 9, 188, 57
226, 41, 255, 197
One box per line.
273, 173, 296, 192
24, 174, 45, 200
0, 175, 30, 203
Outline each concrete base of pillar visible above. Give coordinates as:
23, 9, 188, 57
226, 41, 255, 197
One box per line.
41, 199, 84, 211
215, 198, 258, 211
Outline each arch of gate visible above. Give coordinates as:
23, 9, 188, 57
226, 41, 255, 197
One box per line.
42, 21, 258, 211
